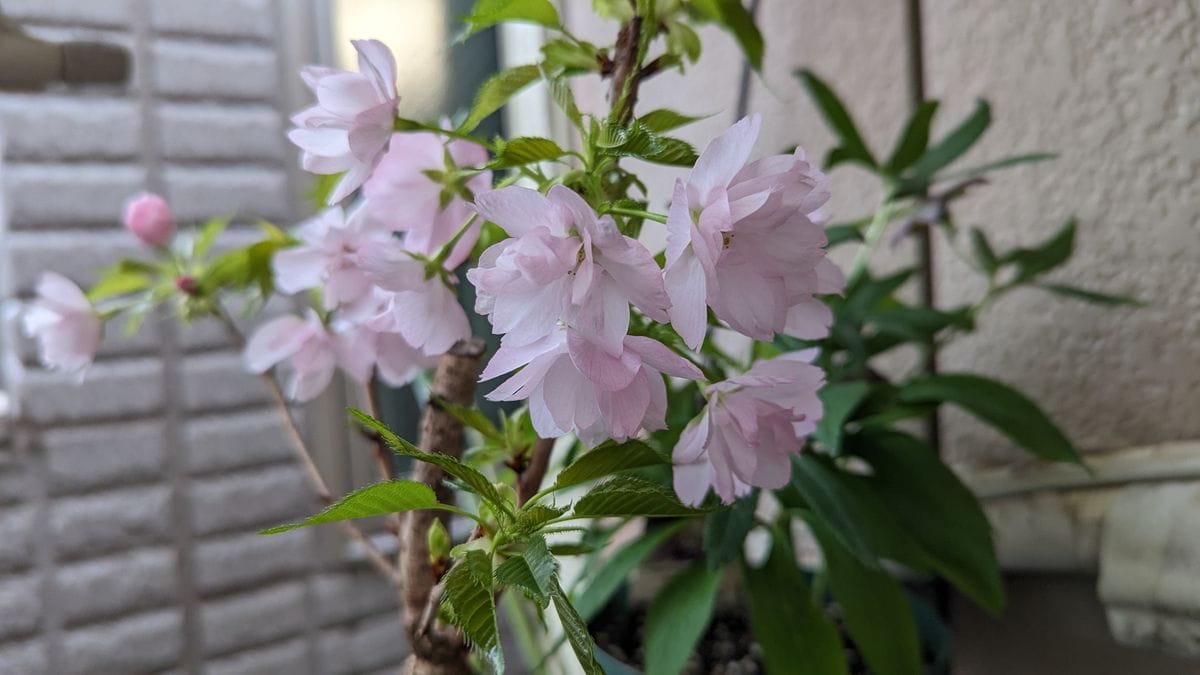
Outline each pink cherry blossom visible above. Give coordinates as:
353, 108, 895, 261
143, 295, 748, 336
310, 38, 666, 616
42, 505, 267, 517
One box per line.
288, 39, 399, 204
663, 114, 843, 348
244, 310, 379, 402
122, 192, 176, 247
362, 131, 491, 269
360, 246, 472, 357
22, 272, 102, 375
672, 351, 825, 506
272, 206, 401, 319
468, 185, 670, 369
481, 328, 702, 445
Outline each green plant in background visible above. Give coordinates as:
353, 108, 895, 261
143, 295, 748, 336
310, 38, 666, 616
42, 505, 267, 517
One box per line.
20, 1, 1139, 674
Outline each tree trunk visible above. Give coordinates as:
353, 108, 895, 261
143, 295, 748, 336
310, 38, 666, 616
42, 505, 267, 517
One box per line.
400, 338, 485, 675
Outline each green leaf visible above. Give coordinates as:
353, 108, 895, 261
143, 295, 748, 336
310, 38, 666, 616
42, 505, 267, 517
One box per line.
546, 72, 583, 128
745, 537, 848, 675
942, 152, 1056, 181
573, 475, 706, 518
898, 373, 1080, 463
814, 381, 871, 453
691, 0, 764, 71
495, 536, 558, 608
199, 237, 290, 296
665, 20, 702, 63
796, 69, 876, 169
644, 561, 722, 675
193, 216, 231, 259
638, 108, 706, 133
909, 98, 991, 182
349, 409, 512, 517
490, 136, 567, 168
259, 480, 438, 534
825, 223, 865, 248
849, 429, 1004, 613
463, 0, 560, 37
807, 514, 921, 675
643, 136, 700, 166
552, 579, 604, 675
573, 521, 685, 621
87, 267, 154, 302
443, 549, 503, 672
790, 454, 882, 568
1035, 283, 1144, 307
554, 440, 667, 490
1003, 218, 1075, 283
703, 495, 757, 570
432, 397, 502, 442
512, 504, 568, 536
885, 100, 939, 174
969, 227, 999, 275
541, 38, 600, 73
459, 64, 541, 133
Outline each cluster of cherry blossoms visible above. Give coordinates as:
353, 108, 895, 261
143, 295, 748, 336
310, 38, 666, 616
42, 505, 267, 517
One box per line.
21, 38, 843, 506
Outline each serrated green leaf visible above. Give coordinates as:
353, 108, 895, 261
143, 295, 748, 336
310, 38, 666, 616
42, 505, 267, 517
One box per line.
645, 561, 722, 675
554, 439, 667, 490
745, 537, 849, 675
546, 72, 583, 128
259, 480, 438, 534
691, 0, 763, 71
796, 69, 876, 169
573, 475, 705, 518
807, 514, 921, 675
1035, 283, 1144, 307
703, 495, 756, 570
513, 504, 568, 536
349, 409, 512, 517
849, 429, 1004, 613
898, 374, 1081, 463
489, 136, 566, 168
552, 579, 604, 675
463, 0, 560, 37
460, 64, 541, 133
495, 536, 558, 608
444, 549, 503, 672
644, 136, 699, 166
638, 108, 706, 133
909, 99, 991, 183
432, 397, 502, 442
1004, 218, 1075, 284
885, 100, 939, 175
573, 520, 684, 621
814, 381, 871, 453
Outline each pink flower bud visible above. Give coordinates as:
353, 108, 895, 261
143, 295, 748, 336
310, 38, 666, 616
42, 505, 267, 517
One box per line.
122, 192, 176, 247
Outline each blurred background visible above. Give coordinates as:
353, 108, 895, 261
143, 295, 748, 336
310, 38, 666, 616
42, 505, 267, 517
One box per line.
0, 1, 1197, 674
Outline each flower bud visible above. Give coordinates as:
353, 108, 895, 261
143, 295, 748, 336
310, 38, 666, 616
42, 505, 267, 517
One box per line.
426, 519, 451, 565
122, 192, 176, 247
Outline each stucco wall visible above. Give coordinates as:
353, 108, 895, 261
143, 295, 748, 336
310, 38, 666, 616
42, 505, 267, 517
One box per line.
0, 1, 404, 673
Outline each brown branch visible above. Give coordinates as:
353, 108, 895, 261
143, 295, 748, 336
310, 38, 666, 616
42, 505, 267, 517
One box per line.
401, 338, 486, 675
609, 16, 644, 125
517, 437, 555, 507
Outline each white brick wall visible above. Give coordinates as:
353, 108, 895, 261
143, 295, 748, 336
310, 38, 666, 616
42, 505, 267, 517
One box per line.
0, 1, 405, 672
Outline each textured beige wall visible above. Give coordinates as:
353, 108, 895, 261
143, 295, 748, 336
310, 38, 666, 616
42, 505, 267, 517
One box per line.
926, 0, 1200, 467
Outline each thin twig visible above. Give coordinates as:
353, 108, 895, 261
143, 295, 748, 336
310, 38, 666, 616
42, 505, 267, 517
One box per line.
211, 307, 400, 584
518, 438, 555, 507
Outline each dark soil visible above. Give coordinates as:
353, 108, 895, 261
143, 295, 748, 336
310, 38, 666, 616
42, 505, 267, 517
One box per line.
590, 606, 768, 675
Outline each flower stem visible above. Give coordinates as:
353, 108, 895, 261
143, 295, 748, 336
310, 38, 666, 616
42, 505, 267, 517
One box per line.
606, 205, 668, 223
846, 199, 898, 285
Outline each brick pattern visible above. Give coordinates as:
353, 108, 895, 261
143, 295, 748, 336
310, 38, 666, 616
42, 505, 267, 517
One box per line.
0, 1, 405, 673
